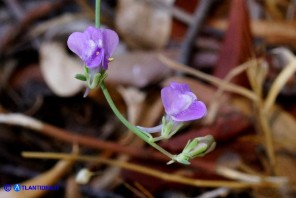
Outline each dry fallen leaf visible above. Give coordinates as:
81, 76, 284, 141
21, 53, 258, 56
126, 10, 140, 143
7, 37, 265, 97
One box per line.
116, 0, 173, 49
270, 106, 296, 153
40, 41, 84, 97
107, 51, 173, 87
214, 0, 253, 86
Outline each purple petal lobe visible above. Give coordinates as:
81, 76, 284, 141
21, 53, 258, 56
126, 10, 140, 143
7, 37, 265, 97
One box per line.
103, 29, 119, 58
85, 48, 104, 68
172, 101, 207, 121
170, 82, 191, 92
161, 87, 195, 115
161, 82, 207, 122
67, 32, 88, 61
85, 26, 103, 44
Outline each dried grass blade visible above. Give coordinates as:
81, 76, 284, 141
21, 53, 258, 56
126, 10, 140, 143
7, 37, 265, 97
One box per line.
158, 55, 258, 102
264, 58, 296, 113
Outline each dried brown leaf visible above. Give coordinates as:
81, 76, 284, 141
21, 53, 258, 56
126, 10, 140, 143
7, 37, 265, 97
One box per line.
116, 0, 173, 49
270, 106, 296, 153
214, 0, 253, 86
107, 51, 173, 87
40, 42, 84, 97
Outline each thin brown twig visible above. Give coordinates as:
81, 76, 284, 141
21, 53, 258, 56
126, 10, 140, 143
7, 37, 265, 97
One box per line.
22, 152, 286, 189
118, 178, 148, 198
246, 61, 276, 172
0, 113, 288, 186
0, 113, 213, 172
179, 0, 218, 64
258, 110, 276, 172
134, 182, 154, 198
257, 57, 296, 172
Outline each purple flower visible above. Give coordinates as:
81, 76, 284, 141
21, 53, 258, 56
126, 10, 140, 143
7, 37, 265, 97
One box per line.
67, 26, 119, 70
161, 82, 207, 122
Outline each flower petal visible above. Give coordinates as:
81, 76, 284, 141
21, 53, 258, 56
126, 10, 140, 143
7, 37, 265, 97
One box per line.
161, 82, 197, 116
170, 82, 191, 93
84, 26, 103, 45
161, 86, 178, 115
161, 88, 194, 115
85, 48, 104, 68
102, 29, 119, 58
171, 100, 207, 121
67, 32, 89, 60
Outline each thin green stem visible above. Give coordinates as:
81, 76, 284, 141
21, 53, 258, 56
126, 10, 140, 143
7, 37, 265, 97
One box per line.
100, 81, 175, 160
153, 136, 166, 142
95, 0, 100, 28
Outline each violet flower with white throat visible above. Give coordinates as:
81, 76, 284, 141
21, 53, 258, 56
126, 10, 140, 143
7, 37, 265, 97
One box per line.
67, 26, 119, 96
138, 82, 207, 142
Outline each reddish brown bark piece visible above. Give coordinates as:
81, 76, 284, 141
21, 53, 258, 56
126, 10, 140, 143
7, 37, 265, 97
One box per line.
214, 0, 253, 86
161, 111, 252, 153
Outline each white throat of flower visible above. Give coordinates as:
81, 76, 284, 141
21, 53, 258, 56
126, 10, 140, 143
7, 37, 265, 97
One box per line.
170, 92, 196, 115
98, 39, 103, 47
87, 40, 97, 57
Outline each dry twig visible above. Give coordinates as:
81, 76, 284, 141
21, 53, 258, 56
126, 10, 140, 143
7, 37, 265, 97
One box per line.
22, 152, 287, 189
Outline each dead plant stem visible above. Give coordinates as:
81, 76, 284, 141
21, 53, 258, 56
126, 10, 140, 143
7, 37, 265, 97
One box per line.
206, 60, 256, 124
246, 61, 276, 173
258, 108, 276, 171
264, 58, 296, 113
22, 152, 283, 189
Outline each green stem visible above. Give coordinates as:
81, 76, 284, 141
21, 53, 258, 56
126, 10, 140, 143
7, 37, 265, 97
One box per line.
100, 81, 175, 160
95, 0, 100, 28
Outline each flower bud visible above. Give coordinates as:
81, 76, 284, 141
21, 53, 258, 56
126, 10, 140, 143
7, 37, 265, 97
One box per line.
171, 135, 216, 165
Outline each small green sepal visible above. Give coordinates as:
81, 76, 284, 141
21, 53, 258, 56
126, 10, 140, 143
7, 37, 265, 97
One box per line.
75, 74, 87, 81
159, 116, 184, 141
